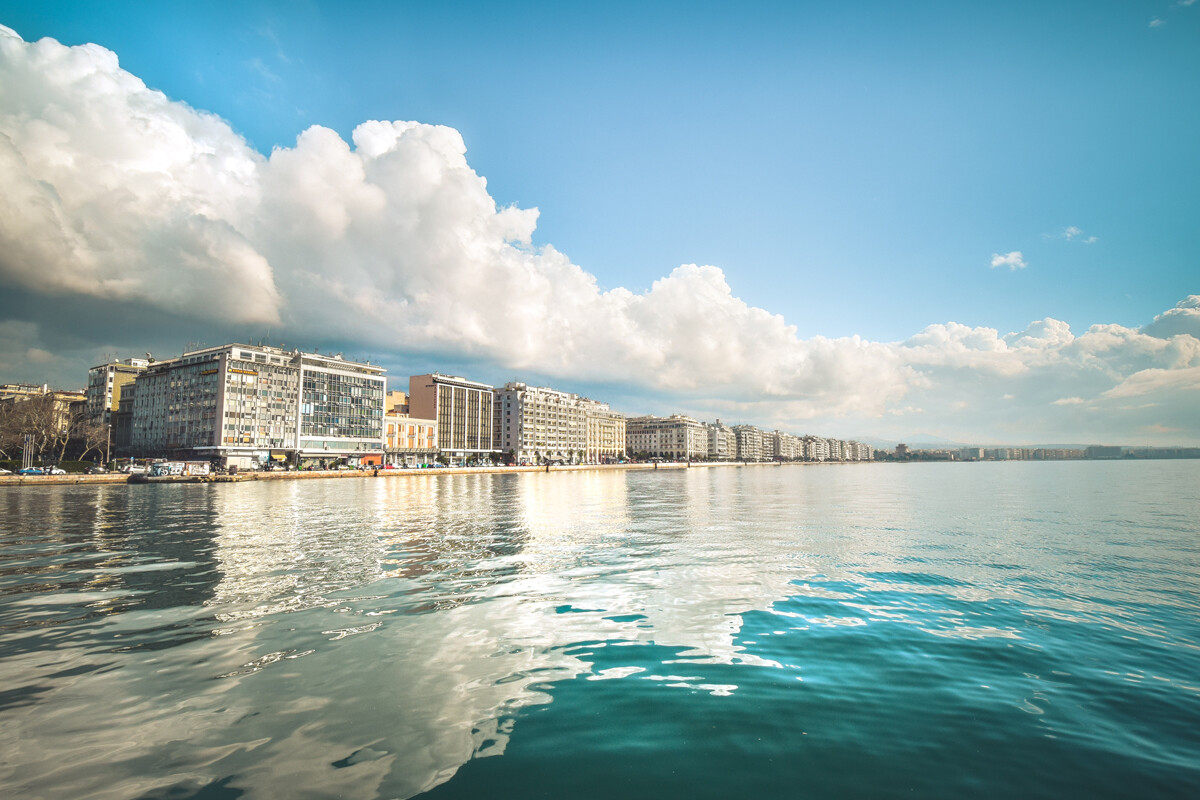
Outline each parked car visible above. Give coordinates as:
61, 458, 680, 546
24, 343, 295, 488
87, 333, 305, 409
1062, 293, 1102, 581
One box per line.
18, 467, 44, 475
45, 466, 66, 475
85, 465, 107, 474
0, 467, 11, 475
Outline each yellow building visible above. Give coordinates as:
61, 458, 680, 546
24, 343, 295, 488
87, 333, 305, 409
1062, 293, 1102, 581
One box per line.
86, 357, 148, 425
384, 413, 437, 466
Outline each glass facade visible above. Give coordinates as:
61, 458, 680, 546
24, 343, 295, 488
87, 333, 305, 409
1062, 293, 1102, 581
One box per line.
300, 369, 384, 441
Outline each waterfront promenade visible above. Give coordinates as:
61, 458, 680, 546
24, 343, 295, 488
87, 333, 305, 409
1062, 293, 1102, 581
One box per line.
0, 460, 799, 487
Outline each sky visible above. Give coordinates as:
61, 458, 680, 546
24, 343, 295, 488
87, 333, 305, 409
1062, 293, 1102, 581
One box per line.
0, 0, 1197, 446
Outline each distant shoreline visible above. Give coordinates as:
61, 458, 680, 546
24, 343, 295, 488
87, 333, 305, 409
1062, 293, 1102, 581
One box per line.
0, 459, 799, 487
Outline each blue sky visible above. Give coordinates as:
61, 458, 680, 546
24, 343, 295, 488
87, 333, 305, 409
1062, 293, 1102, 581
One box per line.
1, 1, 1198, 444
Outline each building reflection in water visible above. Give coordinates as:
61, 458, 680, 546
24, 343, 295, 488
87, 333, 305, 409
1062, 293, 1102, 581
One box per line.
11, 464, 1174, 799
180, 470, 806, 797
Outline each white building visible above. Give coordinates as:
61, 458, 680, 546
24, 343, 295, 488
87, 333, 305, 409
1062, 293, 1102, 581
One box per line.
732, 425, 764, 462
130, 343, 385, 468
770, 431, 802, 461
705, 420, 736, 461
802, 435, 830, 462
493, 382, 587, 464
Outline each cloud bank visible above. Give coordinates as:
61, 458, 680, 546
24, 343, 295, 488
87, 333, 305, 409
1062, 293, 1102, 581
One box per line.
1, 28, 1197, 444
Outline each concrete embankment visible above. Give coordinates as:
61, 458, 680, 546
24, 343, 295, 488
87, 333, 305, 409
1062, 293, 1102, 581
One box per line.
0, 460, 790, 488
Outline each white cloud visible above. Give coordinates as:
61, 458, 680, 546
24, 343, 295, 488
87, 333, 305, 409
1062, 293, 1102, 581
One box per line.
1, 28, 1198, 445
0, 27, 906, 419
1141, 295, 1200, 340
990, 251, 1027, 270
1048, 226, 1096, 244
1150, 18, 1167, 27
0, 26, 280, 324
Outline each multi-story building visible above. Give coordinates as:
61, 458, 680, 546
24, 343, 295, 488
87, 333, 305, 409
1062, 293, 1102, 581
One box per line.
384, 413, 438, 466
113, 383, 136, 454
130, 343, 385, 468
581, 399, 626, 463
85, 357, 148, 425
732, 425, 764, 462
493, 382, 587, 464
626, 415, 707, 461
299, 350, 387, 464
705, 420, 736, 461
803, 435, 830, 461
409, 374, 495, 465
847, 441, 874, 461
770, 431, 802, 461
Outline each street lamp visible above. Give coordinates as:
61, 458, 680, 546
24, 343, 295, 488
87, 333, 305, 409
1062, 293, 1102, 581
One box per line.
105, 423, 112, 467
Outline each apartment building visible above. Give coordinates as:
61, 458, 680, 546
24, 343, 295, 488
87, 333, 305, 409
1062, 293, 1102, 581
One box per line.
581, 399, 626, 463
803, 435, 830, 462
493, 382, 587, 464
408, 373, 494, 464
130, 343, 385, 468
705, 420, 736, 461
770, 430, 802, 461
626, 414, 707, 460
732, 425, 764, 462
85, 357, 148, 425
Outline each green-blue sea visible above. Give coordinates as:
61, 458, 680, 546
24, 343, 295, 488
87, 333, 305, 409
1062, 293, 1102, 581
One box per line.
2, 461, 1199, 798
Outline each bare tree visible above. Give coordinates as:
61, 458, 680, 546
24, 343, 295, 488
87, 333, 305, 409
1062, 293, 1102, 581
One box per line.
0, 394, 73, 463
71, 415, 109, 463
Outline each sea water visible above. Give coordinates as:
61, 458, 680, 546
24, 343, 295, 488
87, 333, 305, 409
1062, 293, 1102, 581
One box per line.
1, 461, 1198, 798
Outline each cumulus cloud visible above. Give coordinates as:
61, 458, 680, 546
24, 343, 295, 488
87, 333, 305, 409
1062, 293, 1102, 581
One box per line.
990, 251, 1027, 270
1150, 17, 1167, 27
1, 28, 1198, 444
0, 26, 912, 419
1141, 295, 1200, 340
0, 29, 280, 324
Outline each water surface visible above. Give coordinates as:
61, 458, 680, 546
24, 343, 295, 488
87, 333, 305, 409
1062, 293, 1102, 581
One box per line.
2, 462, 1198, 798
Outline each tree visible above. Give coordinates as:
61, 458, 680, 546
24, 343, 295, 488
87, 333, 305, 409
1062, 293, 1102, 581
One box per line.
70, 416, 109, 463
0, 394, 60, 462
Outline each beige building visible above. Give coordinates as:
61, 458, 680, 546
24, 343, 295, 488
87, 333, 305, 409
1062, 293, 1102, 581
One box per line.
581, 399, 626, 463
409, 373, 494, 464
384, 413, 437, 466
86, 357, 148, 425
626, 414, 707, 461
733, 425, 764, 462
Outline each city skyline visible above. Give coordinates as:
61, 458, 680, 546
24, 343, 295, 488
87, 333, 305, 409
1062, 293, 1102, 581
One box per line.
1, 3, 1198, 445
